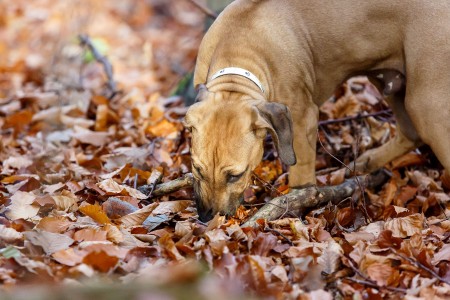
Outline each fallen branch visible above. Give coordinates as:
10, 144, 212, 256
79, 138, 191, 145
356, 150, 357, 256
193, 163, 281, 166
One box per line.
78, 34, 118, 99
242, 170, 389, 228
139, 173, 194, 198
318, 109, 392, 126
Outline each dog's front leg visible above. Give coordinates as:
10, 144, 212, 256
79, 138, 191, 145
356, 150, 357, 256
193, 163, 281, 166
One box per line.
288, 104, 319, 187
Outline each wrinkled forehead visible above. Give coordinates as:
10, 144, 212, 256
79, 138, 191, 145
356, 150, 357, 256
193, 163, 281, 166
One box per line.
190, 104, 254, 160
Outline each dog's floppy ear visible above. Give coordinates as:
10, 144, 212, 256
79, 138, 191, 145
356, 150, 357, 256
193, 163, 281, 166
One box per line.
253, 103, 296, 166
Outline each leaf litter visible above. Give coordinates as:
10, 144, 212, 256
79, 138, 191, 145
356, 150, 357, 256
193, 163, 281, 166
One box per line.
0, 1, 449, 299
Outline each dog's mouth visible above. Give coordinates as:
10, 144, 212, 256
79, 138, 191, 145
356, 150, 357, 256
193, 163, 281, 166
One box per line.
195, 194, 245, 223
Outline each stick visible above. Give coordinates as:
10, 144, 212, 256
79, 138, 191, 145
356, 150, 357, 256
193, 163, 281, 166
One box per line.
187, 0, 218, 19
242, 170, 389, 228
138, 173, 194, 198
318, 109, 392, 126
78, 34, 118, 99
389, 247, 450, 285
344, 278, 406, 294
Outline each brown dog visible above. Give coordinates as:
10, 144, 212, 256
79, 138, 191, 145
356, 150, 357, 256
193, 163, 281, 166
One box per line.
184, 0, 450, 221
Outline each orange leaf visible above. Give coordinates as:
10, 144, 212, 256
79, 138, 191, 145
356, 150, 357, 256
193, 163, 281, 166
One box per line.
82, 250, 119, 272
79, 203, 111, 224
37, 216, 72, 233
73, 228, 107, 242
390, 152, 425, 169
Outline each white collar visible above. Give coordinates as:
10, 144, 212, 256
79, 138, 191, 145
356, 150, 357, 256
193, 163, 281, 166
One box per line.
210, 67, 265, 94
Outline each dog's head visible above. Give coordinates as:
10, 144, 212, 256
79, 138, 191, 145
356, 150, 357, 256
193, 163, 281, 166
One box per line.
184, 85, 296, 222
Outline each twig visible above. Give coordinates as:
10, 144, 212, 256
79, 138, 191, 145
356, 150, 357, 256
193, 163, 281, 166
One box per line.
187, 0, 218, 19
264, 225, 294, 246
138, 174, 194, 199
317, 130, 372, 223
389, 247, 450, 285
318, 109, 392, 126
78, 34, 118, 99
344, 255, 406, 293
344, 278, 406, 293
242, 170, 389, 227
252, 172, 282, 197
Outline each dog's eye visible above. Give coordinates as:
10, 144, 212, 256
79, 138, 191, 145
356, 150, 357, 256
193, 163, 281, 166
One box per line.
227, 171, 245, 183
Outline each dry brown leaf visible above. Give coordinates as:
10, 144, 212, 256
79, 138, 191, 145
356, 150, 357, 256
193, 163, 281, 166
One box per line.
332, 95, 360, 118
97, 178, 147, 199
159, 233, 184, 261
5, 191, 40, 220
408, 170, 443, 191
36, 216, 72, 233
72, 125, 110, 146
384, 213, 424, 238
318, 240, 343, 275
174, 221, 192, 238
79, 203, 111, 225
431, 244, 450, 265
95, 104, 109, 131
52, 194, 78, 212
390, 152, 425, 169
119, 202, 158, 227
82, 250, 119, 272
366, 262, 400, 286
52, 248, 85, 267
271, 265, 288, 283
3, 156, 33, 172
343, 231, 376, 244
251, 232, 278, 256
0, 224, 24, 243
73, 228, 107, 242
24, 229, 74, 255
152, 200, 192, 215
104, 224, 124, 243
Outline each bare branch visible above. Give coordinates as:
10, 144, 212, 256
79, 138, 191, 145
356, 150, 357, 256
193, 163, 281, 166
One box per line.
139, 173, 194, 198
79, 34, 118, 99
242, 171, 389, 228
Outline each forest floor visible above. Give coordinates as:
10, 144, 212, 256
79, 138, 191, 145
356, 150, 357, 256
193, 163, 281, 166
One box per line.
0, 1, 449, 299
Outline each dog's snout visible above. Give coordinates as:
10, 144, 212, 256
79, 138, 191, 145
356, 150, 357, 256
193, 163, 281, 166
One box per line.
198, 207, 213, 222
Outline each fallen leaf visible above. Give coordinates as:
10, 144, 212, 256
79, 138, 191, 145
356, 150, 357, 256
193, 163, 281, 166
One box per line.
82, 250, 119, 272
251, 232, 278, 256
0, 225, 24, 243
79, 203, 111, 225
72, 125, 110, 146
318, 240, 343, 275
52, 194, 78, 212
36, 216, 72, 233
52, 248, 85, 267
5, 191, 40, 220
384, 213, 424, 238
24, 229, 74, 255
366, 262, 400, 286
73, 228, 107, 242
432, 243, 450, 265
152, 200, 192, 215
97, 178, 147, 199
271, 265, 288, 283
119, 203, 158, 227
377, 230, 403, 249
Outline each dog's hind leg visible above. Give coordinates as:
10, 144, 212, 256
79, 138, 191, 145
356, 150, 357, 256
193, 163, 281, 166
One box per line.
350, 70, 423, 173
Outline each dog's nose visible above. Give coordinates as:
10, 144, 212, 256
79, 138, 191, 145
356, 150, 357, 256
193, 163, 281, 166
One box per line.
198, 207, 213, 222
